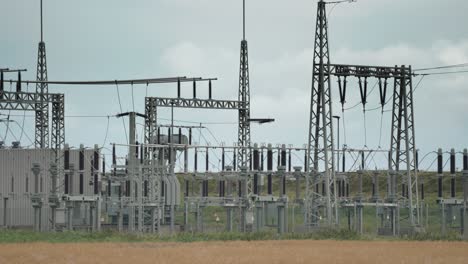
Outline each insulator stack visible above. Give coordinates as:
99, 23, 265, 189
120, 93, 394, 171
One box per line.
135, 141, 140, 159
378, 78, 388, 109
79, 147, 84, 195
16, 72, 21, 93
342, 152, 346, 172
464, 149, 468, 170
0, 71, 3, 99
93, 148, 99, 195
253, 147, 259, 171
260, 148, 264, 171
203, 148, 209, 197
221, 148, 225, 170
140, 143, 144, 164
281, 145, 287, 195
438, 148, 443, 198
415, 150, 419, 171
450, 149, 456, 198
267, 144, 273, 195
112, 144, 116, 176
178, 128, 182, 144
194, 148, 198, 172
177, 79, 181, 98
64, 145, 70, 194
361, 151, 365, 170
189, 128, 192, 145
304, 150, 307, 172
337, 75, 347, 110
193, 80, 196, 98
288, 150, 292, 172
358, 76, 368, 109
253, 144, 259, 195
208, 80, 212, 99
233, 151, 237, 171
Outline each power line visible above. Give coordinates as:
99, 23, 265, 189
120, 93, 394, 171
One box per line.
415, 70, 468, 76
1, 76, 216, 86
413, 62, 468, 72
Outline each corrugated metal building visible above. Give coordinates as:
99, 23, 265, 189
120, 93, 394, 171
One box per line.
0, 147, 100, 230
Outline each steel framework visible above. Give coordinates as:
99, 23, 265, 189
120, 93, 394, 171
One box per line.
143, 96, 243, 232
306, 0, 419, 229
0, 90, 64, 157
35, 0, 49, 148
306, 0, 337, 228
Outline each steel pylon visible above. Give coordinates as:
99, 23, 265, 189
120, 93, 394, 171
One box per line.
389, 65, 420, 228
305, 0, 338, 228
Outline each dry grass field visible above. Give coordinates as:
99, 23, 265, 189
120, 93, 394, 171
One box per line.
0, 240, 467, 264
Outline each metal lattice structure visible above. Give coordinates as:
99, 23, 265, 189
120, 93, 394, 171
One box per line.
143, 96, 244, 231
0, 90, 64, 157
305, 0, 419, 230
306, 0, 337, 228
35, 42, 49, 148
35, 0, 49, 149
389, 65, 420, 227
237, 0, 252, 231
144, 97, 244, 144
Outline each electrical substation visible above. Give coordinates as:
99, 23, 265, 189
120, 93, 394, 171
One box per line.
1, 0, 468, 239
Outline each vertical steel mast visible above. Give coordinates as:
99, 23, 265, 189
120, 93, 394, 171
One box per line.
35, 0, 49, 148
237, 0, 252, 232
305, 0, 337, 228
237, 0, 251, 169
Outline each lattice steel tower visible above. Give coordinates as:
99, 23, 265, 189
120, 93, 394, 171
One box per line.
35, 0, 49, 148
389, 65, 420, 227
305, 0, 338, 228
237, 0, 251, 169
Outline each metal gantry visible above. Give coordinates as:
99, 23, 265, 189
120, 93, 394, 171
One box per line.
306, 0, 419, 230
389, 65, 420, 227
0, 90, 64, 156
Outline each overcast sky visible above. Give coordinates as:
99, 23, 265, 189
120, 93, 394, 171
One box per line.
1, 0, 468, 171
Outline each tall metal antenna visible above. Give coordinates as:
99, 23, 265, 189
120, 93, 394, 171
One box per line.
40, 0, 43, 42
243, 0, 245, 40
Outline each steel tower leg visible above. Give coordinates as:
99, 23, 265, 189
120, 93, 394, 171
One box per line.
305, 0, 337, 229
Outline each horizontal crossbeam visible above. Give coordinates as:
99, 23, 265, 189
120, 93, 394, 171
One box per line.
147, 97, 245, 110
329, 64, 411, 78
0, 91, 64, 111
